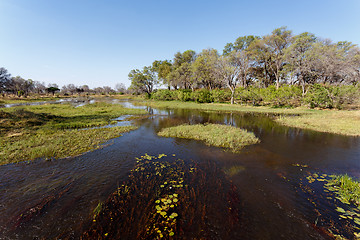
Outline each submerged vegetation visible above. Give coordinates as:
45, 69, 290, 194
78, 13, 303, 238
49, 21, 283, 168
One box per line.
325, 174, 360, 208
158, 124, 259, 152
298, 171, 360, 239
82, 154, 241, 239
0, 102, 147, 164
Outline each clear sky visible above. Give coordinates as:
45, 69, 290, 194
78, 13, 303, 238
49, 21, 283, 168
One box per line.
0, 0, 359, 89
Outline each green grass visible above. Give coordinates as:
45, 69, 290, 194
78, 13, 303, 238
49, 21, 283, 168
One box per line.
136, 100, 313, 114
275, 110, 360, 136
326, 174, 360, 207
158, 123, 259, 152
137, 100, 360, 136
0, 126, 137, 165
0, 102, 147, 164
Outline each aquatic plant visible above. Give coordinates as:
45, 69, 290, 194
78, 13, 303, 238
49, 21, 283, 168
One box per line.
297, 171, 360, 239
81, 153, 242, 239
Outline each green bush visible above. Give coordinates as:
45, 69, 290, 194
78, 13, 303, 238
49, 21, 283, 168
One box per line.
151, 89, 176, 101
235, 87, 262, 105
211, 89, 231, 103
192, 89, 213, 103
332, 85, 360, 109
262, 85, 302, 107
176, 89, 193, 102
304, 84, 334, 108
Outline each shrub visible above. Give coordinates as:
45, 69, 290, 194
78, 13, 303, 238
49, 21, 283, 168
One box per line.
151, 89, 176, 101
304, 84, 333, 108
235, 87, 262, 105
211, 89, 231, 103
192, 89, 213, 103
176, 89, 193, 102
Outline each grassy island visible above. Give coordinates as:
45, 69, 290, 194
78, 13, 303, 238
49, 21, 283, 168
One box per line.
0, 102, 147, 165
158, 123, 259, 152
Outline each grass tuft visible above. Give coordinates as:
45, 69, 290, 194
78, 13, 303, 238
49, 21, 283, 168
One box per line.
158, 123, 259, 152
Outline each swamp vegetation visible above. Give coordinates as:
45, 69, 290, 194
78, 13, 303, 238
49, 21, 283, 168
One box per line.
0, 98, 360, 239
0, 102, 147, 164
158, 123, 259, 152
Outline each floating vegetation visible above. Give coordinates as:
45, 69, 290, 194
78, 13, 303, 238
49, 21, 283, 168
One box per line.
325, 174, 360, 208
297, 171, 360, 239
81, 153, 242, 239
157, 123, 259, 152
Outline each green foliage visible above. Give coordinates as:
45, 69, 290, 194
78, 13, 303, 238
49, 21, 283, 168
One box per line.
145, 84, 360, 109
235, 86, 262, 105
327, 174, 360, 207
262, 85, 302, 107
151, 89, 176, 101
304, 84, 334, 108
211, 89, 231, 103
191, 89, 213, 103
176, 89, 192, 102
158, 124, 260, 152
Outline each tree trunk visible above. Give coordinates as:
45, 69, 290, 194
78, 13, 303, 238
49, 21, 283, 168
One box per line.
230, 88, 235, 104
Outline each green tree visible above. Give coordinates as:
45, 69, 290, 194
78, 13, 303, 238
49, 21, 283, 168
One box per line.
168, 50, 196, 89
0, 67, 11, 95
192, 48, 220, 90
284, 32, 317, 95
152, 60, 172, 89
223, 35, 259, 55
263, 27, 292, 89
129, 66, 158, 97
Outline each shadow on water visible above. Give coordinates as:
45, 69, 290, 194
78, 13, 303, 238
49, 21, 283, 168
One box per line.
0, 100, 359, 239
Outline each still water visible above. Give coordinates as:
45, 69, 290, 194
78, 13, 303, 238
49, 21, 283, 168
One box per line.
0, 100, 359, 239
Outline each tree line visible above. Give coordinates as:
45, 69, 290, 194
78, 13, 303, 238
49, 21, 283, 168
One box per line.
129, 27, 360, 104
0, 67, 128, 97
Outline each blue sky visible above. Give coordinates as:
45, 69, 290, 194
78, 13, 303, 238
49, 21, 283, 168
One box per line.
0, 0, 359, 88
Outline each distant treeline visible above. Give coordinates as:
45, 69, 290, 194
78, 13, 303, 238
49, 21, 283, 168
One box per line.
0, 68, 128, 97
151, 85, 360, 109
129, 26, 360, 105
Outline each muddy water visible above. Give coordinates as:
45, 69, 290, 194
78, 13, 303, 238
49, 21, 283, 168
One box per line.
0, 101, 359, 239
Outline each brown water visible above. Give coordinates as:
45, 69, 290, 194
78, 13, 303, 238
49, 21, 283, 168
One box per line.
0, 100, 359, 239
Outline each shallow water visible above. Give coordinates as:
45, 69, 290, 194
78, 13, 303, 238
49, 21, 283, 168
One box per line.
0, 100, 359, 239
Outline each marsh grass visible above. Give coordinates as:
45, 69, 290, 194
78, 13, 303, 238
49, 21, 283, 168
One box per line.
137, 100, 360, 136
0, 102, 147, 164
326, 174, 360, 207
158, 123, 259, 152
275, 110, 360, 136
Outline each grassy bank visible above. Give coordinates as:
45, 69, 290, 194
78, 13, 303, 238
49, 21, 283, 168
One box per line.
137, 100, 360, 136
158, 124, 259, 152
0, 103, 147, 164
276, 110, 360, 137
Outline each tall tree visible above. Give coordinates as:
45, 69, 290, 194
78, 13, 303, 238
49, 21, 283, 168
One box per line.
129, 66, 158, 97
0, 67, 11, 94
152, 60, 172, 88
263, 27, 292, 89
217, 50, 251, 104
284, 32, 317, 95
192, 48, 220, 90
168, 50, 196, 89
223, 35, 259, 55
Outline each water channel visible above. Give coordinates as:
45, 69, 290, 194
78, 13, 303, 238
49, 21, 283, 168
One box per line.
0, 100, 359, 239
